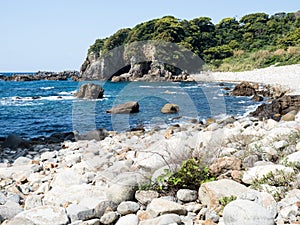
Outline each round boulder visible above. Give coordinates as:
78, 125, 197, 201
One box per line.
223, 200, 275, 225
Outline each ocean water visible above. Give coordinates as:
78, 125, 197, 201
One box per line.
0, 73, 262, 139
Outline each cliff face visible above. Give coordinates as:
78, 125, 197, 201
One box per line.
80, 41, 203, 81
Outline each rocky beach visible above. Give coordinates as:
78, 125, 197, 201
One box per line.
0, 65, 299, 225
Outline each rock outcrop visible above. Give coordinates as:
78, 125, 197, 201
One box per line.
74, 83, 104, 99
80, 41, 199, 82
251, 95, 300, 121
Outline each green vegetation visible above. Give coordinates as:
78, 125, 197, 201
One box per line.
88, 11, 300, 71
139, 158, 215, 193
219, 196, 237, 208
250, 169, 298, 201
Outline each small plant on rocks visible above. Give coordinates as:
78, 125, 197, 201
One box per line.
155, 158, 215, 193
250, 169, 298, 201
219, 195, 237, 208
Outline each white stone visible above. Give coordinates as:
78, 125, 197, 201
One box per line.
115, 214, 139, 225
242, 165, 294, 184
147, 198, 187, 217
15, 206, 69, 225
223, 200, 275, 225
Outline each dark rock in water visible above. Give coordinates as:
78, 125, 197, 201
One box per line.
161, 103, 179, 114
223, 87, 231, 91
231, 81, 257, 97
106, 102, 139, 114
32, 96, 41, 100
251, 95, 300, 121
252, 95, 264, 102
74, 83, 104, 99
130, 124, 145, 132
2, 134, 29, 149
74, 129, 108, 141
0, 71, 80, 82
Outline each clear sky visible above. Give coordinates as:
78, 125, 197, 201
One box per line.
0, 0, 299, 72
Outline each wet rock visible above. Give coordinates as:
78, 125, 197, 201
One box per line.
231, 81, 257, 96
106, 102, 139, 114
223, 200, 275, 225
2, 134, 29, 149
74, 83, 104, 99
161, 104, 179, 114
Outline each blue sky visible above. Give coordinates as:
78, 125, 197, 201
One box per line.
0, 0, 299, 72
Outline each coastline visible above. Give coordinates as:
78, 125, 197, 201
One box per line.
0, 65, 299, 224
194, 64, 300, 95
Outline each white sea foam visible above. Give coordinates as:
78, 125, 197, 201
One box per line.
40, 86, 54, 90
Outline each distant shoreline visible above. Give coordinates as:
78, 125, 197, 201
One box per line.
194, 64, 300, 95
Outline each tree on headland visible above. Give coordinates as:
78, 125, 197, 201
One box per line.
87, 10, 300, 71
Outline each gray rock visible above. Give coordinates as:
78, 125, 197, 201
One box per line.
135, 190, 159, 205
15, 206, 69, 225
139, 213, 181, 225
94, 200, 118, 218
106, 173, 143, 204
5, 217, 35, 225
106, 102, 139, 114
0, 201, 23, 223
66, 204, 95, 222
2, 134, 28, 149
176, 189, 198, 202
70, 219, 100, 225
100, 212, 119, 224
223, 200, 275, 225
198, 179, 249, 209
24, 195, 43, 210
147, 198, 187, 217
205, 210, 219, 223
239, 190, 277, 218
117, 201, 140, 215
0, 192, 7, 205
74, 129, 108, 141
115, 214, 139, 225
75, 83, 104, 99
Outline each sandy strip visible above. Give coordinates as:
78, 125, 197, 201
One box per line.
193, 64, 300, 95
